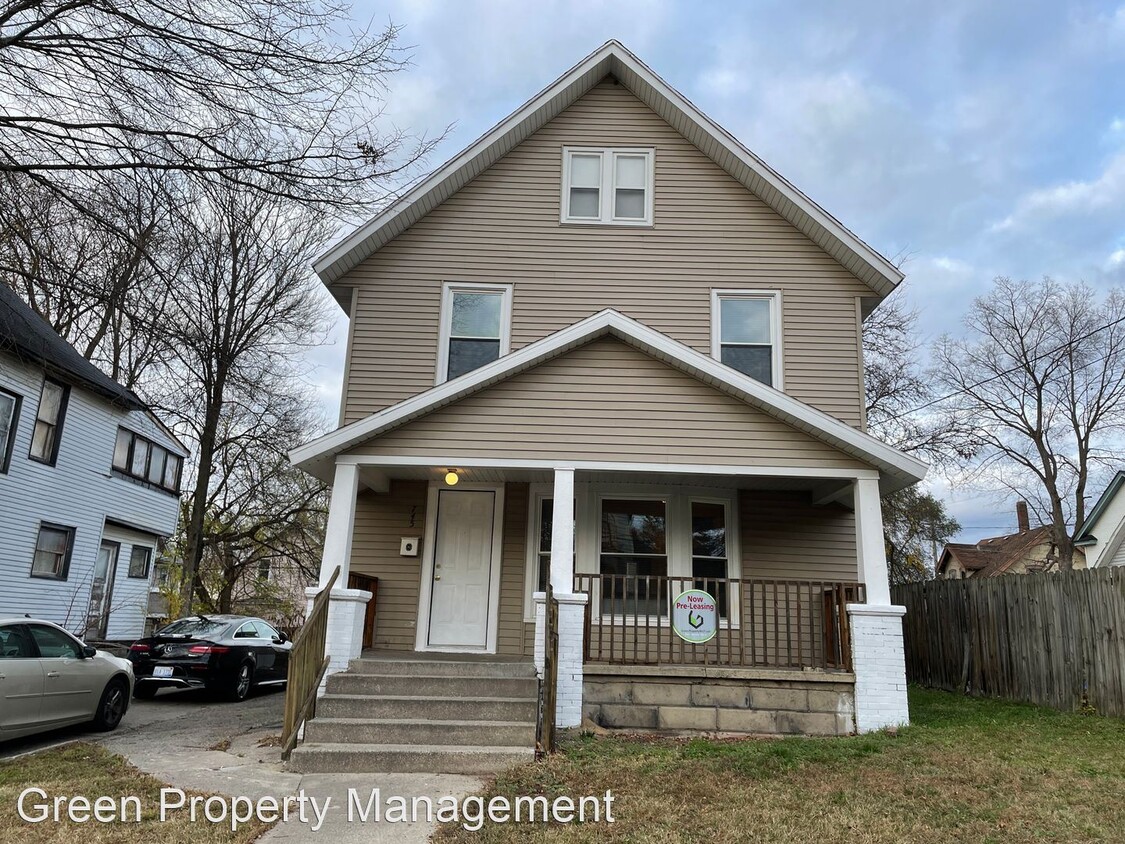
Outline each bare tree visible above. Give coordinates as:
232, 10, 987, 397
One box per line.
157, 183, 330, 611
0, 172, 178, 388
934, 277, 1125, 569
863, 292, 964, 581
192, 389, 327, 614
0, 1, 435, 216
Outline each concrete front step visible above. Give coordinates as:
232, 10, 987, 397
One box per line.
288, 743, 535, 775
347, 657, 536, 678
303, 717, 536, 747
317, 693, 539, 722
326, 672, 538, 699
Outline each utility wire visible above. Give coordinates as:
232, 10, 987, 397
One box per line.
899, 311, 1125, 416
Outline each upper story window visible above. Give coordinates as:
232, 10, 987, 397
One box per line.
437, 282, 512, 383
0, 388, 20, 473
113, 427, 183, 494
561, 147, 654, 226
29, 378, 69, 465
711, 290, 783, 388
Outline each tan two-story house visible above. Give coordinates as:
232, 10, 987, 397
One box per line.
288, 42, 926, 773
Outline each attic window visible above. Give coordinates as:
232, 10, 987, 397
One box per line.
561, 147, 653, 225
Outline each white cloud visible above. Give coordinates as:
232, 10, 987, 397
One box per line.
991, 152, 1125, 232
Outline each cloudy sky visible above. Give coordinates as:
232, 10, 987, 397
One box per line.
306, 0, 1125, 542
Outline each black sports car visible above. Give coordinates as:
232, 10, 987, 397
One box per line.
128, 614, 291, 701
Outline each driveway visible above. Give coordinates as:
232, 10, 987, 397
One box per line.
0, 683, 286, 762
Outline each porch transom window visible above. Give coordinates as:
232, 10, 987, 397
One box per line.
711, 290, 782, 387
437, 282, 512, 383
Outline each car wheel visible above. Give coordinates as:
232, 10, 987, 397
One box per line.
226, 662, 253, 702
132, 684, 158, 700
92, 679, 129, 731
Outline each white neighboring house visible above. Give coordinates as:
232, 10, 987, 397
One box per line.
0, 284, 188, 641
1075, 471, 1125, 568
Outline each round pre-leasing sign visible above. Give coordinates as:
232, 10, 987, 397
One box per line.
672, 589, 718, 644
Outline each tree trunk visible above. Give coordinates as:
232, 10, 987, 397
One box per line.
178, 376, 226, 613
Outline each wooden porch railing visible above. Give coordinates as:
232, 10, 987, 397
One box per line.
281, 565, 340, 761
573, 574, 862, 671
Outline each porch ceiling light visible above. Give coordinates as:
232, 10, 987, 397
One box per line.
444, 471, 460, 486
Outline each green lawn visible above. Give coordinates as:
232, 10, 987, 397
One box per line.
437, 688, 1125, 843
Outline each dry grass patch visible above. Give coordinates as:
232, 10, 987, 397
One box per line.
437, 688, 1125, 843
0, 743, 270, 843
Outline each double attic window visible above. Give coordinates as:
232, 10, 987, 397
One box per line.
562, 147, 653, 225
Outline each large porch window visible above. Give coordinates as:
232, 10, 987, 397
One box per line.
524, 484, 737, 621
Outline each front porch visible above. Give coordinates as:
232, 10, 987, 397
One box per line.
306, 457, 906, 738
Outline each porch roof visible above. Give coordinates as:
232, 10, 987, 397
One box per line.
291, 310, 927, 492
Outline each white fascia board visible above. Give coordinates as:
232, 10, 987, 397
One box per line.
289, 309, 928, 486
312, 41, 902, 296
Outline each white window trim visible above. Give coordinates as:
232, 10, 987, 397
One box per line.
560, 146, 655, 226
710, 288, 784, 389
436, 281, 513, 384
523, 481, 740, 624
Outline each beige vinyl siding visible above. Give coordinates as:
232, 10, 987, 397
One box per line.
348, 337, 868, 469
740, 491, 859, 581
499, 483, 530, 655
350, 480, 427, 651
341, 79, 869, 428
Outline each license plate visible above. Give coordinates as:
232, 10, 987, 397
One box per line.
153, 666, 174, 678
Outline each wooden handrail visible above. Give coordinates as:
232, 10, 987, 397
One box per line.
281, 566, 341, 761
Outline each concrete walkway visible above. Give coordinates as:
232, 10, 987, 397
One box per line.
2, 685, 485, 842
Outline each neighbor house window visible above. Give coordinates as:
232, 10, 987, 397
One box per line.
29, 378, 68, 465
128, 546, 152, 579
437, 282, 512, 382
711, 290, 782, 387
561, 147, 654, 225
112, 427, 183, 494
31, 523, 75, 580
0, 388, 20, 473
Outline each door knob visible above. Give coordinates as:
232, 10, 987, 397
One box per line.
47, 671, 60, 678
434, 575, 441, 581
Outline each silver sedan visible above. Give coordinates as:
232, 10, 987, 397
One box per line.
0, 618, 134, 742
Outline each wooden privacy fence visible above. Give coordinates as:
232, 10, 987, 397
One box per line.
893, 567, 1125, 716
281, 565, 339, 760
573, 574, 861, 671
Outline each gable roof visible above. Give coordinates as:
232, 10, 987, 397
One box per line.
0, 283, 144, 410
313, 41, 904, 302
1075, 470, 1125, 545
939, 526, 1082, 578
290, 309, 927, 488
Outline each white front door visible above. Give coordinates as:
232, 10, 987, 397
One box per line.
427, 489, 497, 649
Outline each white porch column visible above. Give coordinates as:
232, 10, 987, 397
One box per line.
319, 462, 360, 588
848, 476, 910, 733
308, 462, 371, 690
853, 477, 890, 605
543, 467, 587, 728
549, 467, 575, 593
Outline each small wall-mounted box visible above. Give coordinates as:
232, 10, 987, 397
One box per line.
400, 537, 421, 557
